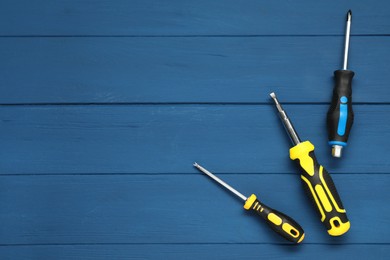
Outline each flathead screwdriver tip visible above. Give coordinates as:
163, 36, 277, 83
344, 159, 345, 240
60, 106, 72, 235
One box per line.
347, 10, 352, 21
269, 92, 281, 109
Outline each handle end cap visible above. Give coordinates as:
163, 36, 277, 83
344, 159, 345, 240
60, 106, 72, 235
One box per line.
327, 218, 350, 236
297, 233, 305, 243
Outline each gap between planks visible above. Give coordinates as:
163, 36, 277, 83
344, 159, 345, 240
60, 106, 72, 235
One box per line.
0, 242, 389, 246
0, 173, 388, 177
0, 34, 390, 38
0, 102, 389, 106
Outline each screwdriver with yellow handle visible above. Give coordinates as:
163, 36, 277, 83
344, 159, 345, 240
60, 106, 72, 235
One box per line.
270, 92, 350, 236
193, 162, 305, 243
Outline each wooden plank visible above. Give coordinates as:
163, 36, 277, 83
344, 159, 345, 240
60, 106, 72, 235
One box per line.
0, 1, 389, 35
0, 174, 388, 244
0, 244, 388, 259
0, 36, 388, 104
0, 104, 388, 175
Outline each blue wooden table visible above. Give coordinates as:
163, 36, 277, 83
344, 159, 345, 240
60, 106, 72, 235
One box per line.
0, 1, 389, 259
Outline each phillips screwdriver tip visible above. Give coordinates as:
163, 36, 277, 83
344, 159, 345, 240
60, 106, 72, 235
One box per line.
193, 162, 199, 167
347, 10, 352, 21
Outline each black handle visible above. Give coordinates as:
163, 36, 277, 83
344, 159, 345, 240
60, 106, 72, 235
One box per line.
327, 70, 355, 146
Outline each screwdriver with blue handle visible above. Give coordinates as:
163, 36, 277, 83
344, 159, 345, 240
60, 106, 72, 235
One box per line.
193, 162, 305, 243
327, 10, 354, 158
270, 92, 350, 236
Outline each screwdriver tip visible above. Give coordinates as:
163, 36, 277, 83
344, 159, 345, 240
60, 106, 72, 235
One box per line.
347, 10, 352, 21
193, 162, 199, 167
269, 92, 276, 99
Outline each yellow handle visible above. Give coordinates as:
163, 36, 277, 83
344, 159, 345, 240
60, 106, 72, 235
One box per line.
290, 141, 350, 236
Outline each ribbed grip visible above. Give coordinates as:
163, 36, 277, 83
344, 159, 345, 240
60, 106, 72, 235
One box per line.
290, 141, 350, 236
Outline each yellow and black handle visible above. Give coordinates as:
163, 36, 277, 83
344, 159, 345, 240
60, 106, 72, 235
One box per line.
290, 141, 350, 236
244, 194, 305, 243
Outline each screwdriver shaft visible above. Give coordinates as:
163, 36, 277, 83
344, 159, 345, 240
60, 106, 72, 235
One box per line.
270, 92, 301, 146
193, 162, 247, 201
343, 10, 352, 70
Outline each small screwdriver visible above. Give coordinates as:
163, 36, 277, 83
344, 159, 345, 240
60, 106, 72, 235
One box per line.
193, 162, 305, 243
270, 92, 350, 236
327, 10, 354, 158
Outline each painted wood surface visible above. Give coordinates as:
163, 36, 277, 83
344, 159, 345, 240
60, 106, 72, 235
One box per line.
0, 174, 388, 244
0, 105, 388, 175
0, 1, 389, 35
1, 245, 388, 260
0, 0, 389, 259
0, 37, 389, 104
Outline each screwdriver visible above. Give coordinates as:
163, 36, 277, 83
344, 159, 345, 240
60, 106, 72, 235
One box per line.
270, 92, 350, 236
193, 162, 305, 243
327, 10, 354, 158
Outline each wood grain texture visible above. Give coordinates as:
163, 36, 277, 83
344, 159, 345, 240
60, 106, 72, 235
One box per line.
0, 245, 388, 260
0, 36, 389, 104
0, 105, 388, 174
0, 0, 388, 258
0, 1, 389, 35
0, 174, 388, 244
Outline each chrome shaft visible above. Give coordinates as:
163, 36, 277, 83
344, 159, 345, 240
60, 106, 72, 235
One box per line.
193, 162, 247, 201
270, 92, 301, 146
343, 10, 352, 70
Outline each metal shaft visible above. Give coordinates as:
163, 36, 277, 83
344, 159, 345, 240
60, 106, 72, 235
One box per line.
343, 10, 352, 70
193, 162, 247, 201
270, 92, 301, 146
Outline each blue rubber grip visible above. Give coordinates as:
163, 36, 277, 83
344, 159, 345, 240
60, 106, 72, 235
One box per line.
337, 96, 348, 136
